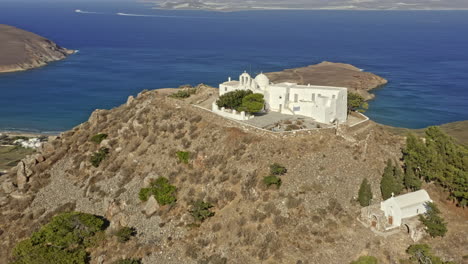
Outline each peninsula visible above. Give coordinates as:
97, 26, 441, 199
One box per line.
265, 61, 387, 100
0, 24, 74, 73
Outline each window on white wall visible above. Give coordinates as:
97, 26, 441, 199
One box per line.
294, 94, 298, 102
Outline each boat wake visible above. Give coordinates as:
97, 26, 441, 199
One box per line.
75, 9, 102, 14
116, 12, 153, 17
74, 10, 211, 19
116, 12, 212, 19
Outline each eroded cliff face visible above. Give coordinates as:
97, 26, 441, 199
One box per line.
265, 61, 388, 100
0, 24, 74, 73
0, 86, 465, 264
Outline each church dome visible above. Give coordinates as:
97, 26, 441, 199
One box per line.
254, 73, 270, 88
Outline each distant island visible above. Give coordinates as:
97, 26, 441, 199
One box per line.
146, 0, 468, 11
0, 24, 74, 73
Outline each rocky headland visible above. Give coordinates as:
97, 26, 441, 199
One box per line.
265, 61, 388, 100
0, 24, 74, 73
0, 85, 466, 264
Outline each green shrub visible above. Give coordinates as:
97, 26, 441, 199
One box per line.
270, 163, 287, 175
406, 244, 455, 264
350, 256, 378, 264
138, 177, 176, 205
358, 178, 373, 207
403, 165, 422, 191
190, 200, 215, 222
12, 212, 106, 264
419, 202, 447, 237
176, 151, 190, 164
138, 188, 152, 202
263, 175, 282, 188
380, 159, 403, 200
90, 147, 109, 167
169, 88, 197, 99
115, 227, 136, 243
348, 92, 368, 113
114, 259, 142, 264
238, 93, 265, 113
216, 90, 253, 109
90, 133, 108, 144
403, 127, 468, 207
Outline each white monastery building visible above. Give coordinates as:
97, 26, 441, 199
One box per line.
380, 189, 432, 230
215, 71, 348, 124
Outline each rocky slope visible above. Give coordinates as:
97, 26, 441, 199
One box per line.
0, 24, 74, 73
265, 61, 388, 100
0, 86, 466, 264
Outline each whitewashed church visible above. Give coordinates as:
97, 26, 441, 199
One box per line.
379, 190, 432, 229
215, 71, 348, 124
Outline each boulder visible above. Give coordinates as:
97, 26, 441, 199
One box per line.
132, 119, 143, 130
108, 213, 129, 232
47, 135, 58, 142
39, 142, 55, 155
126, 95, 135, 106
2, 180, 15, 194
100, 139, 111, 149
97, 255, 105, 264
144, 196, 159, 217
180, 213, 194, 225
34, 154, 45, 163
0, 196, 8, 206
15, 154, 39, 190
89, 109, 107, 127
143, 174, 157, 187
105, 199, 121, 219
16, 161, 28, 190
105, 199, 130, 231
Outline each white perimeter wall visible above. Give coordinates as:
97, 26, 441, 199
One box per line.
212, 102, 253, 121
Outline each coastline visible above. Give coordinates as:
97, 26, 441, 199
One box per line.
0, 49, 76, 74
0, 24, 76, 74
0, 130, 59, 138
151, 6, 468, 12
154, 8, 468, 12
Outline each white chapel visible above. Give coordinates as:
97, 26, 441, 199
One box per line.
216, 71, 348, 124
380, 189, 432, 229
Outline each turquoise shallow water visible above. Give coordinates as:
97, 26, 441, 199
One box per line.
0, 1, 467, 132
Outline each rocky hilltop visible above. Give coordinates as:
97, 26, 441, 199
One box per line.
0, 86, 465, 264
265, 61, 388, 100
0, 24, 74, 73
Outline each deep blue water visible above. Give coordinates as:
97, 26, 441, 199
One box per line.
1, 0, 468, 132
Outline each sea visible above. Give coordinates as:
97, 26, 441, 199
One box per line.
1, 0, 468, 133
